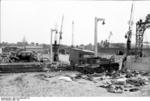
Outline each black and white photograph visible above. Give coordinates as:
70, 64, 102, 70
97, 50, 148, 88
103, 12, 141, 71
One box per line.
1, 0, 150, 99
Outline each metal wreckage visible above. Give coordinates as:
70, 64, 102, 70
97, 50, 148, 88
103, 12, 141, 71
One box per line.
0, 47, 48, 73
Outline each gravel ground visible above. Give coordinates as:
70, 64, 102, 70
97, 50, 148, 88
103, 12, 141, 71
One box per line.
0, 71, 150, 97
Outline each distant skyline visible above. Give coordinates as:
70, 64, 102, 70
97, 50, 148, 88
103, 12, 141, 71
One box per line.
1, 0, 150, 45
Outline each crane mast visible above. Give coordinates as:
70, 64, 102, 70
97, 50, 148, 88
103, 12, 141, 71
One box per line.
135, 14, 150, 57
0, 0, 1, 47
72, 21, 74, 47
59, 15, 64, 45
124, 1, 150, 58
108, 31, 112, 42
125, 2, 134, 56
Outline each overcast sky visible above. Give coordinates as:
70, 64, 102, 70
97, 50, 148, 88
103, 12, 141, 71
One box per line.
1, 0, 150, 45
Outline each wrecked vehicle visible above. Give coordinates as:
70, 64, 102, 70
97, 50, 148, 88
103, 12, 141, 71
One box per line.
9, 50, 38, 62
0, 49, 48, 73
75, 56, 119, 74
69, 48, 119, 74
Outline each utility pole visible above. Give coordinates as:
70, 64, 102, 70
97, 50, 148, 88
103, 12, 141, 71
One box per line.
94, 17, 105, 57
72, 21, 74, 47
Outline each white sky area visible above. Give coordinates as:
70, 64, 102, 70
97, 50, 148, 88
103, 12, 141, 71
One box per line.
1, 0, 150, 45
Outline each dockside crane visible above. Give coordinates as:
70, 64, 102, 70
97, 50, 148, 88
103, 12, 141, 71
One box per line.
124, 0, 150, 58
50, 15, 64, 62
135, 14, 150, 57
120, 1, 134, 71
0, 0, 1, 46
108, 31, 113, 43
125, 2, 134, 56
72, 21, 74, 47
103, 31, 113, 48
121, 1, 150, 71
59, 15, 64, 45
50, 28, 58, 63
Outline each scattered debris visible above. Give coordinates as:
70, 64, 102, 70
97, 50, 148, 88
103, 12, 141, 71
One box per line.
96, 70, 150, 93
72, 73, 97, 83
126, 78, 147, 86
99, 80, 112, 88
113, 78, 127, 85
129, 88, 139, 92
74, 73, 83, 79
34, 74, 55, 81
58, 76, 73, 82
107, 85, 124, 93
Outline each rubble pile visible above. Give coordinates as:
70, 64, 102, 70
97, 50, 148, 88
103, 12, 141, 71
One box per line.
62, 70, 150, 94
97, 70, 150, 93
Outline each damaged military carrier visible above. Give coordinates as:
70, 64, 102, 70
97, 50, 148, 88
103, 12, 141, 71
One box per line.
69, 48, 119, 74
0, 46, 48, 73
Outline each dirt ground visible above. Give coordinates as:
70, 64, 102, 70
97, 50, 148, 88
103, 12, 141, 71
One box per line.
0, 71, 150, 97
